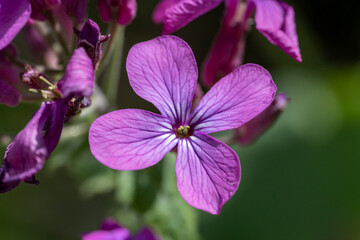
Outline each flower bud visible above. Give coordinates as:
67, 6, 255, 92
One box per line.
74, 19, 110, 67
235, 93, 289, 145
21, 65, 62, 100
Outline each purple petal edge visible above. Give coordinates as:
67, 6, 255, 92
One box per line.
0, 0, 31, 50
251, 0, 302, 62
152, 0, 179, 24
162, 0, 224, 34
0, 101, 66, 193
192, 63, 277, 134
126, 35, 198, 126
89, 109, 178, 171
57, 48, 94, 99
176, 132, 241, 215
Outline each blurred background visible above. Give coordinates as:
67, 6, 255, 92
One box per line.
0, 0, 359, 239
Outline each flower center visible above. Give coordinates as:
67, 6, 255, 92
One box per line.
174, 125, 191, 139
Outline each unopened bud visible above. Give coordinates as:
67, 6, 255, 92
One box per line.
235, 93, 289, 145
74, 19, 109, 68
21, 65, 62, 100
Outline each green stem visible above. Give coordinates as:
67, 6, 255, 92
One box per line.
45, 12, 70, 58
102, 25, 125, 109
96, 20, 119, 77
7, 56, 25, 69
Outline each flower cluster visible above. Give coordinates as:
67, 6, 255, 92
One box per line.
153, 0, 302, 86
0, 12, 109, 191
0, 0, 302, 236
0, 28, 97, 192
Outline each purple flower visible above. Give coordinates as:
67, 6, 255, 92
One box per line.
89, 36, 276, 214
82, 218, 159, 240
153, 0, 302, 86
0, 48, 94, 193
0, 101, 66, 192
248, 0, 302, 62
97, 0, 137, 25
235, 93, 289, 145
0, 0, 32, 50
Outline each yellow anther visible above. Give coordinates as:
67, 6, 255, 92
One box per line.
176, 125, 190, 138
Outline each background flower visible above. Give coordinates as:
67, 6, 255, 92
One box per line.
0, 48, 94, 193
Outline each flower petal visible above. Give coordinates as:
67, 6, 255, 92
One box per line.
162, 0, 223, 34
176, 133, 240, 214
0, 79, 21, 106
0, 0, 31, 50
191, 63, 276, 134
89, 109, 178, 171
152, 0, 179, 24
117, 0, 137, 26
57, 47, 95, 99
126, 35, 198, 125
250, 0, 302, 62
0, 101, 66, 193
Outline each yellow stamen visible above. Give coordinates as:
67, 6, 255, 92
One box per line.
176, 125, 190, 138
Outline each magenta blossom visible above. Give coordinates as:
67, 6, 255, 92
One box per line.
0, 47, 94, 193
82, 218, 158, 240
0, 0, 31, 50
89, 36, 276, 214
97, 0, 137, 25
153, 0, 302, 86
